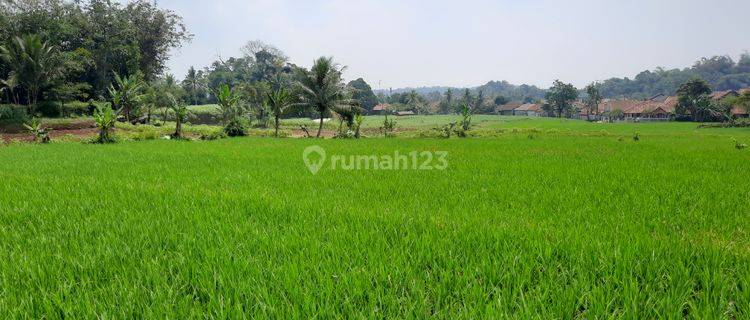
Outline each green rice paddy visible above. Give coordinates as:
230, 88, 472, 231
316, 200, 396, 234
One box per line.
0, 117, 748, 318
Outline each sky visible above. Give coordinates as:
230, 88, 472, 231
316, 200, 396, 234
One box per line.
148, 0, 750, 90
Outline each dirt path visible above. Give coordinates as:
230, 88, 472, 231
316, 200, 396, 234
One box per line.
1, 128, 98, 143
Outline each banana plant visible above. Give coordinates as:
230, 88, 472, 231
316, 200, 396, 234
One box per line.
354, 114, 364, 139
169, 98, 191, 139
93, 104, 120, 143
23, 118, 51, 143
212, 84, 243, 125
108, 73, 145, 123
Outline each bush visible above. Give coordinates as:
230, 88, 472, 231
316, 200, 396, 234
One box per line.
61, 101, 91, 117
200, 130, 228, 141
0, 104, 27, 123
36, 101, 62, 117
132, 128, 162, 141
224, 118, 250, 137
698, 119, 750, 128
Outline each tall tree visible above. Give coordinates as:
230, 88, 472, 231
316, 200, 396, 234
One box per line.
461, 89, 473, 113
440, 88, 453, 114
493, 95, 508, 107
347, 78, 378, 112
584, 83, 603, 116
545, 80, 578, 118
295, 57, 355, 138
406, 90, 422, 114
182, 66, 201, 105
124, 0, 192, 81
676, 78, 712, 121
475, 90, 486, 113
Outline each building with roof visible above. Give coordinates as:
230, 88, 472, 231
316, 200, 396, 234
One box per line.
371, 104, 390, 115
496, 102, 523, 115
395, 111, 415, 116
513, 103, 542, 116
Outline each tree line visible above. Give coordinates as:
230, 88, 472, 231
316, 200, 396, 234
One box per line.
0, 0, 191, 116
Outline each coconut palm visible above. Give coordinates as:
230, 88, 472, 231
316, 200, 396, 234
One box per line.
295, 57, 356, 138
0, 34, 56, 114
109, 73, 145, 122
0, 73, 20, 105
183, 66, 201, 105
406, 90, 421, 114
266, 87, 294, 137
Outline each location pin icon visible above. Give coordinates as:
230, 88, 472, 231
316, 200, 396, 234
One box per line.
303, 145, 326, 175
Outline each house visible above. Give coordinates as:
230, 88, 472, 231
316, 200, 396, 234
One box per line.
496, 102, 522, 115
710, 90, 739, 101
371, 104, 390, 115
731, 105, 749, 118
709, 90, 750, 119
597, 99, 674, 122
623, 101, 671, 121
513, 103, 542, 116
662, 96, 679, 113
731, 88, 749, 118
648, 93, 669, 102
395, 111, 415, 116
598, 99, 641, 120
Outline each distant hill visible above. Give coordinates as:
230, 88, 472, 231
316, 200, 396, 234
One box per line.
378, 53, 750, 101
376, 81, 546, 102
375, 86, 460, 96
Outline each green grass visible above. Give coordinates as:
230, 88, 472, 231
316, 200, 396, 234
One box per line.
0, 119, 749, 318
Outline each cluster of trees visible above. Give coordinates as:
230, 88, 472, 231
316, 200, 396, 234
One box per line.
675, 78, 748, 122
378, 80, 544, 115
599, 54, 750, 99
177, 40, 380, 118
0, 0, 191, 116
380, 88, 512, 115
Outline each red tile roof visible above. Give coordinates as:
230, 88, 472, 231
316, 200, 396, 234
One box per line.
662, 96, 678, 113
731, 105, 748, 116
710, 90, 739, 101
372, 104, 390, 111
598, 99, 642, 113
496, 102, 523, 111
623, 101, 670, 115
515, 103, 541, 112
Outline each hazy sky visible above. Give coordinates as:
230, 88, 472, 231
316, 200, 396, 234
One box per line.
151, 0, 750, 89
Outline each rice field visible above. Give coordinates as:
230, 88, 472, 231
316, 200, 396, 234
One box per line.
0, 118, 749, 318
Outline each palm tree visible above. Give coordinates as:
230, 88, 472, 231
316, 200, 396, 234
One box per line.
295, 57, 356, 138
266, 87, 294, 137
0, 73, 20, 105
0, 34, 56, 114
109, 73, 145, 122
183, 66, 201, 105
407, 90, 421, 114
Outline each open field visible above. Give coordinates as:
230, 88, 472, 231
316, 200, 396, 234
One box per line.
1, 118, 749, 318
